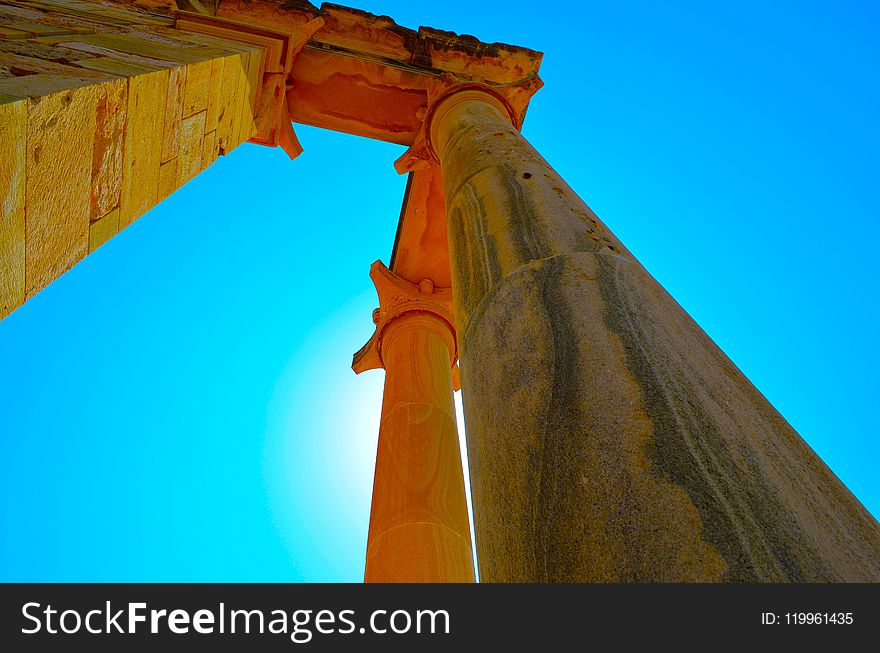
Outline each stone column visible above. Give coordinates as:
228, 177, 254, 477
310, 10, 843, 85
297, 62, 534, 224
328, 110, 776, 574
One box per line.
422, 86, 880, 582
353, 261, 474, 582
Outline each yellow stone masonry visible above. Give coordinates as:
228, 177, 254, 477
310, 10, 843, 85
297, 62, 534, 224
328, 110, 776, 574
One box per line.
0, 95, 25, 318
0, 0, 264, 318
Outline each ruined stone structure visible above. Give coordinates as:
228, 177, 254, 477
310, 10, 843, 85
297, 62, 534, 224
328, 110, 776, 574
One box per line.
2, 0, 879, 582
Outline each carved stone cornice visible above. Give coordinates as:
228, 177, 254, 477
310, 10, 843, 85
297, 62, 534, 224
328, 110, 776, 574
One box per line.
173, 10, 324, 158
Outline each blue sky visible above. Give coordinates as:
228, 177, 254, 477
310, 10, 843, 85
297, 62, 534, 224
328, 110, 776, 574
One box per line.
1, 0, 878, 581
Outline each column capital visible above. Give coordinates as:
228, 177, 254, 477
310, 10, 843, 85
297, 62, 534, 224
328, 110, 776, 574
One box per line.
394, 77, 542, 174
352, 261, 459, 384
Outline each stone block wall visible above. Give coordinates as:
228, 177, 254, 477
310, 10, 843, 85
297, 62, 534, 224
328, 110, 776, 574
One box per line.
1, 0, 263, 319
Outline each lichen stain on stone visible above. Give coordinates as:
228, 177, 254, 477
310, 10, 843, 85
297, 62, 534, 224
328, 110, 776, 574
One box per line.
589, 252, 846, 580
547, 256, 726, 581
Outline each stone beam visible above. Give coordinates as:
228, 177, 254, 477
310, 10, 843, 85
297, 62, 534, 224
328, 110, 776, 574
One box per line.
389, 168, 451, 288
213, 1, 544, 145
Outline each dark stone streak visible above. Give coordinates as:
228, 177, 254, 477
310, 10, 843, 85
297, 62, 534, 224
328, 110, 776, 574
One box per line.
594, 254, 833, 581
447, 195, 501, 334
497, 161, 547, 264
649, 276, 834, 580
534, 257, 579, 581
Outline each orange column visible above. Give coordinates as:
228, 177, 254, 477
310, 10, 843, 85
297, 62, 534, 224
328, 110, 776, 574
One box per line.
353, 261, 474, 582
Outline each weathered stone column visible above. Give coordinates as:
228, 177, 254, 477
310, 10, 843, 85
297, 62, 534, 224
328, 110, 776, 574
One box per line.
353, 261, 474, 582
423, 86, 880, 582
